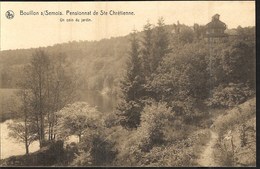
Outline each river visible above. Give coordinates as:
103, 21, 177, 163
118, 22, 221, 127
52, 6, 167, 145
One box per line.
0, 90, 117, 159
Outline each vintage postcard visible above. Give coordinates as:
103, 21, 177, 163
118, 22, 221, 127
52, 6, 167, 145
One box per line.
0, 1, 256, 167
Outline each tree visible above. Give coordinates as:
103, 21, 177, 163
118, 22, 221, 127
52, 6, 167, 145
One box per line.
142, 17, 172, 101
178, 26, 195, 43
151, 42, 210, 103
0, 93, 20, 122
0, 68, 11, 88
8, 89, 38, 154
237, 26, 255, 41
22, 49, 51, 147
46, 53, 77, 140
117, 29, 145, 129
151, 17, 171, 72
73, 129, 117, 166
8, 121, 38, 155
20, 49, 77, 147
141, 20, 154, 78
55, 102, 117, 166
206, 83, 254, 108
221, 41, 255, 87
56, 102, 102, 142
135, 102, 172, 152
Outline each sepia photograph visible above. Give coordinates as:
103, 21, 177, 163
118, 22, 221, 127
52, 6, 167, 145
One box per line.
0, 1, 256, 167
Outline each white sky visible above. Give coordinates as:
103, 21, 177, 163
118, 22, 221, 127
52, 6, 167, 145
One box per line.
0, 1, 255, 51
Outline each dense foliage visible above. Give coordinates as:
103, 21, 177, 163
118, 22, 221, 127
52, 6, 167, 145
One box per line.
116, 30, 145, 129
0, 18, 255, 166
56, 102, 102, 142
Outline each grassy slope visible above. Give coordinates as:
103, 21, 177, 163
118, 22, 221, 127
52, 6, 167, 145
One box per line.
213, 97, 256, 166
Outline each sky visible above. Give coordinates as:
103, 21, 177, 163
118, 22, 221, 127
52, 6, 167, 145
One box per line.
0, 1, 255, 51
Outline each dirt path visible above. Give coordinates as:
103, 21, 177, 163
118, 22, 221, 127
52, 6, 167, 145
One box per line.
197, 130, 219, 167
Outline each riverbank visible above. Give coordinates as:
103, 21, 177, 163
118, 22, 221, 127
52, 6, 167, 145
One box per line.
0, 140, 65, 166
0, 120, 39, 159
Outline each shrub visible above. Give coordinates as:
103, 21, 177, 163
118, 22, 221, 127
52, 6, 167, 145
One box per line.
206, 83, 254, 108
213, 142, 235, 167
113, 102, 173, 166
178, 27, 195, 43
55, 102, 103, 142
71, 150, 92, 166
221, 41, 255, 86
171, 97, 205, 125
63, 142, 79, 165
113, 129, 144, 166
104, 112, 120, 128
213, 97, 255, 138
72, 129, 118, 166
135, 101, 173, 152
139, 135, 201, 167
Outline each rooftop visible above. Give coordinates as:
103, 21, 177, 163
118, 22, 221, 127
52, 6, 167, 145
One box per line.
206, 14, 227, 29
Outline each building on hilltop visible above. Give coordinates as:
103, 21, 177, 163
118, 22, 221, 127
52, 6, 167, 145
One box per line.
172, 14, 247, 43
205, 14, 228, 42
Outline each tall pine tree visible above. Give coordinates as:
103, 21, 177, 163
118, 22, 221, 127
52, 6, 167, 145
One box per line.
152, 17, 171, 72
117, 29, 145, 129
144, 17, 172, 101
141, 20, 154, 78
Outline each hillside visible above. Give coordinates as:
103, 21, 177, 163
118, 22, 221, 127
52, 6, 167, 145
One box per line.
212, 97, 256, 166
0, 24, 173, 92
0, 24, 254, 95
195, 97, 256, 167
0, 36, 130, 94
0, 88, 21, 122
0, 15, 255, 167
0, 24, 255, 122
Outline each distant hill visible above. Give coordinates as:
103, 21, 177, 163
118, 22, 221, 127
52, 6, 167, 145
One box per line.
0, 23, 176, 93
0, 24, 255, 94
0, 35, 132, 93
